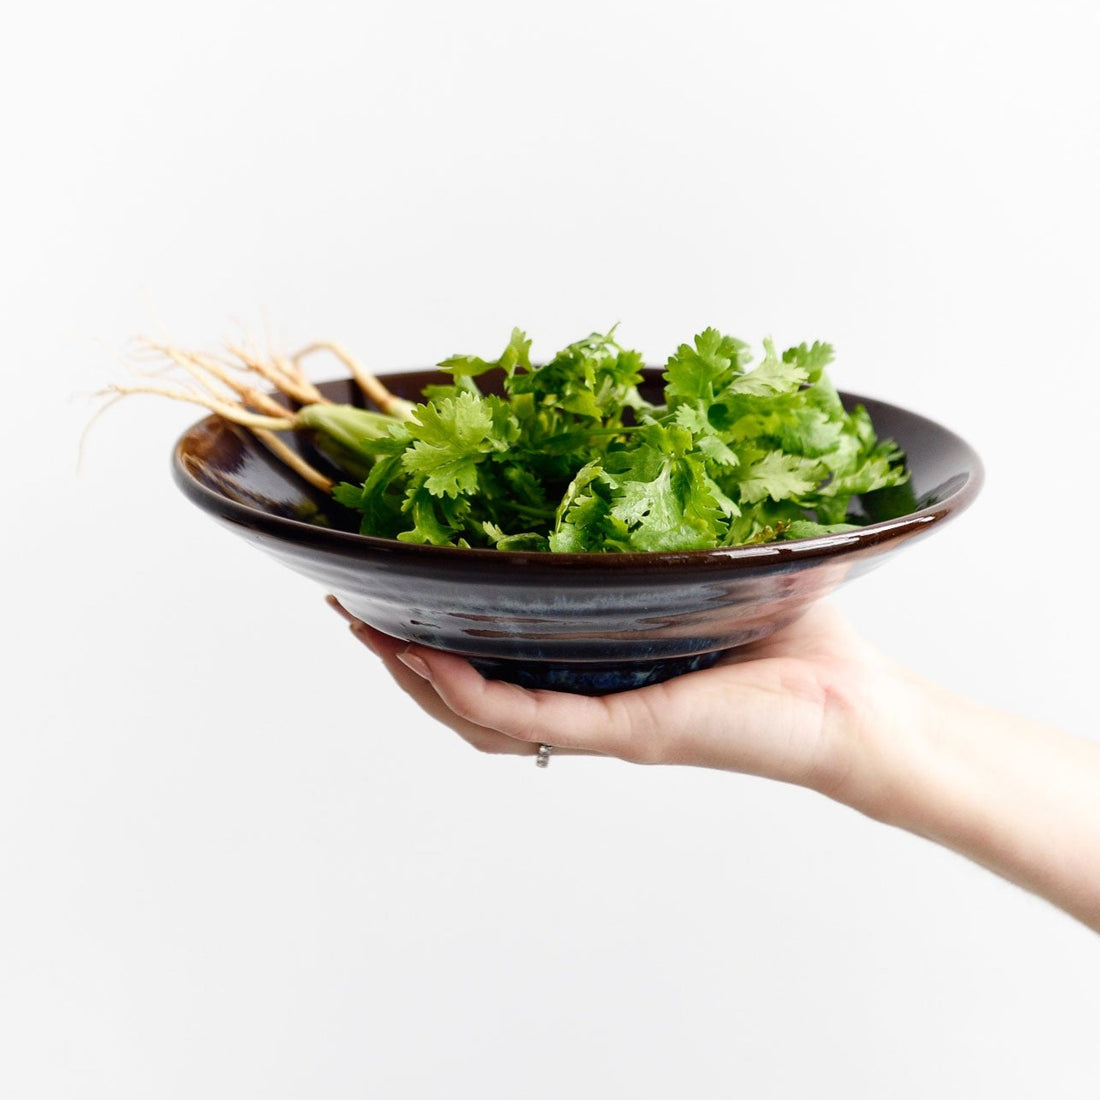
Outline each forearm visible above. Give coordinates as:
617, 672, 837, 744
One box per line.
863, 677, 1100, 933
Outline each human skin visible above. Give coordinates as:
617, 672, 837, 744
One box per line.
328, 596, 1100, 935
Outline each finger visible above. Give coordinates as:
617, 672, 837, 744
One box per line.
359, 623, 545, 757
327, 597, 591, 759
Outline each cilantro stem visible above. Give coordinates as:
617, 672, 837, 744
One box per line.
502, 502, 557, 522
539, 424, 647, 450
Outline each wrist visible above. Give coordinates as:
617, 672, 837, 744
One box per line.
800, 645, 950, 826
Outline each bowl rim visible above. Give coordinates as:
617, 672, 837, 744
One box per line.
171, 384, 984, 572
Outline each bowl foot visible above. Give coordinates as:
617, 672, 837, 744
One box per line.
467, 651, 725, 695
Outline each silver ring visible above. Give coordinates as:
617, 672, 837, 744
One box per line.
535, 744, 553, 768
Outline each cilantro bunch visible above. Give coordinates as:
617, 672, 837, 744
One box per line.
330, 327, 909, 552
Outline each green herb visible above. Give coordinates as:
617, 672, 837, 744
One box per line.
329, 326, 909, 551
109, 327, 909, 552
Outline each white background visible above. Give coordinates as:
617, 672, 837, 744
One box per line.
4, 1, 1099, 1096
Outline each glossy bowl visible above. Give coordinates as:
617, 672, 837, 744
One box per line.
172, 369, 983, 694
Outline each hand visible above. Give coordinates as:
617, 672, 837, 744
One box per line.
326, 595, 929, 822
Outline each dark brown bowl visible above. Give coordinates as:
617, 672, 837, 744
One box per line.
172, 369, 983, 694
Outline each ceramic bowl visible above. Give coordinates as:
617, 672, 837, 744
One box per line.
172, 369, 983, 694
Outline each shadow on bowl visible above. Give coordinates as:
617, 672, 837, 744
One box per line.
172, 369, 983, 694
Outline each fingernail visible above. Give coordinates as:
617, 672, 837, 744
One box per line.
349, 620, 379, 655
397, 648, 432, 680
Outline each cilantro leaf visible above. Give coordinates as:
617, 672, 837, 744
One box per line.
736, 450, 827, 506
663, 327, 751, 403
438, 327, 532, 378
727, 338, 808, 397
400, 392, 515, 498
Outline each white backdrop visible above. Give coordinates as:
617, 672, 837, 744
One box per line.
5, 2, 1099, 1097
